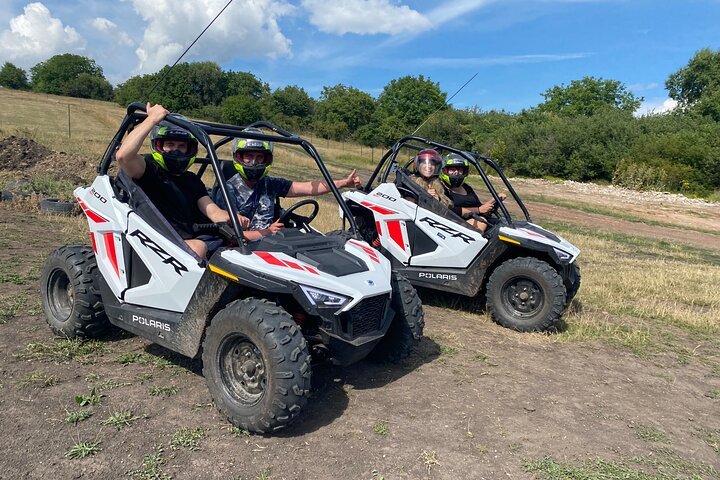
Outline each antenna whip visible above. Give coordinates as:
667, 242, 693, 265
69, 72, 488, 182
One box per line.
146, 0, 234, 98
411, 72, 478, 136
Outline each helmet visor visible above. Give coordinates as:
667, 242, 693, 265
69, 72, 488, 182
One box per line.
416, 157, 441, 177
234, 150, 271, 166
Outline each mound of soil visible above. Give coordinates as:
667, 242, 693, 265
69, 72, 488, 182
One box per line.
0, 136, 53, 170
0, 136, 95, 185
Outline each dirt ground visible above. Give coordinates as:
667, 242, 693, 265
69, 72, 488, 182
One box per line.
0, 138, 719, 479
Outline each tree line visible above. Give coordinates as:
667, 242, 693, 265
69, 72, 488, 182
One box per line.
1, 49, 719, 196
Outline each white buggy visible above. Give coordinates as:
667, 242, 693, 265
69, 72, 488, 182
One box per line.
39, 104, 424, 433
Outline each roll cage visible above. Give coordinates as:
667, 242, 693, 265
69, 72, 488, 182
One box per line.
99, 102, 360, 253
363, 135, 533, 226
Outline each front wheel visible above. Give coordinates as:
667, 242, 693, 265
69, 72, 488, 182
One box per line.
40, 245, 108, 338
202, 298, 311, 433
368, 273, 424, 362
486, 257, 567, 332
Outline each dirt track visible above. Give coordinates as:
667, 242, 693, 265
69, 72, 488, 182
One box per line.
0, 139, 719, 479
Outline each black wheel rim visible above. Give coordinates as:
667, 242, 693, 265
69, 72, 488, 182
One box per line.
47, 268, 73, 321
500, 276, 544, 318
219, 334, 266, 406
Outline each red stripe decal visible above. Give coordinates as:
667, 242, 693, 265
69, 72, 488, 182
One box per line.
90, 232, 97, 254
77, 198, 108, 223
360, 201, 396, 216
254, 251, 285, 266
386, 221, 405, 251
348, 240, 380, 263
375, 221, 383, 236
102, 233, 119, 277
303, 266, 320, 275
519, 228, 546, 239
282, 260, 304, 271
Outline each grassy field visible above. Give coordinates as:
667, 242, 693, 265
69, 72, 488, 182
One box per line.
2, 88, 719, 359
1, 89, 719, 479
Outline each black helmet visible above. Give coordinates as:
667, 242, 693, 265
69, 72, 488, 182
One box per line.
149, 119, 199, 175
413, 149, 442, 178
232, 127, 274, 182
440, 153, 470, 188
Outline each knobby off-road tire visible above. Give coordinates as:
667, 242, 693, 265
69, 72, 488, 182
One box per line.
565, 262, 581, 303
368, 273, 424, 362
486, 257, 567, 332
202, 298, 311, 433
40, 245, 108, 338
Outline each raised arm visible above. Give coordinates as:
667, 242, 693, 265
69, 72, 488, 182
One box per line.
115, 103, 169, 179
286, 169, 361, 197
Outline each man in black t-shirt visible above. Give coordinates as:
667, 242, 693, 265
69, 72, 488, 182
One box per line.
115, 103, 240, 258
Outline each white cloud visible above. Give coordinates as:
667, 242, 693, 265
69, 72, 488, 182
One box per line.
0, 2, 85, 69
90, 17, 133, 47
635, 97, 678, 116
412, 53, 589, 67
426, 0, 495, 25
130, 0, 295, 75
627, 82, 659, 92
301, 0, 431, 35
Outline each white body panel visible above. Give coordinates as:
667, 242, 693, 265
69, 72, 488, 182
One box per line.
344, 184, 487, 268
500, 224, 581, 262
75, 178, 129, 297
122, 213, 205, 311
76, 176, 204, 313
221, 238, 392, 310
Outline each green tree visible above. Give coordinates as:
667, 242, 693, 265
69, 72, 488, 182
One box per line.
313, 84, 375, 140
261, 85, 315, 131
114, 62, 226, 112
225, 71, 269, 99
0, 62, 30, 90
537, 76, 642, 116
666, 48, 720, 120
114, 73, 156, 106
65, 73, 113, 100
30, 54, 108, 98
372, 75, 447, 146
221, 94, 262, 125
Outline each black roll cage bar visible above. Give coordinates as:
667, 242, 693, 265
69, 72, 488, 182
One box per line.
99, 102, 360, 255
364, 135, 532, 225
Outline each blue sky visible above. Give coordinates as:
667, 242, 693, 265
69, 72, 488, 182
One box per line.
1, 0, 718, 114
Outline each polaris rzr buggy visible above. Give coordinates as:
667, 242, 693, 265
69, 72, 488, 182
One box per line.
341, 135, 580, 332
39, 103, 424, 433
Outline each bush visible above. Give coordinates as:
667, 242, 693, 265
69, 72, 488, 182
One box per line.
612, 160, 670, 191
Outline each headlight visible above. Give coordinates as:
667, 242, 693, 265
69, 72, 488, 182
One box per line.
553, 247, 572, 262
300, 285, 350, 307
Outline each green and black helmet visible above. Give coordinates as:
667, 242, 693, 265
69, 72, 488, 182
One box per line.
440, 153, 470, 188
232, 127, 274, 182
149, 119, 199, 175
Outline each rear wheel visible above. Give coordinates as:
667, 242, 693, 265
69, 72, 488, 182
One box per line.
202, 298, 311, 433
368, 273, 424, 362
486, 257, 566, 332
40, 245, 108, 338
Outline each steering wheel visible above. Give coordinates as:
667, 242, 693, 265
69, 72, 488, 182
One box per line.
277, 199, 320, 230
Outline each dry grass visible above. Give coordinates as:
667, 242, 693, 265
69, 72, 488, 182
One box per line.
0, 89, 125, 157
4, 89, 720, 363
550, 227, 720, 358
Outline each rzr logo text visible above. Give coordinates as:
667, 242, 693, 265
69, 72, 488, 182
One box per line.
419, 217, 475, 244
129, 229, 188, 276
